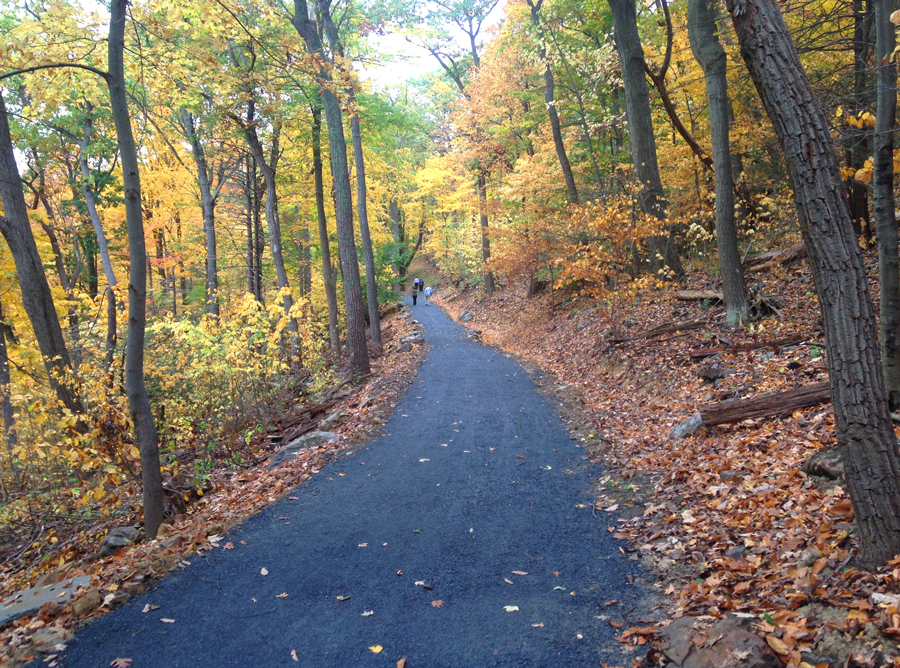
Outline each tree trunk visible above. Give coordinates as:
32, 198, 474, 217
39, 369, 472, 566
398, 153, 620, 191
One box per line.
477, 171, 495, 295
0, 93, 83, 416
107, 0, 164, 540
350, 112, 382, 344
848, 0, 873, 239
687, 0, 750, 327
79, 107, 117, 288
244, 154, 257, 299
179, 109, 219, 319
608, 0, 684, 278
527, 0, 579, 204
312, 106, 341, 356
700, 382, 831, 426
725, 0, 900, 566
242, 115, 300, 364
389, 198, 403, 294
0, 298, 16, 463
873, 0, 900, 410
293, 1, 370, 380
105, 286, 116, 378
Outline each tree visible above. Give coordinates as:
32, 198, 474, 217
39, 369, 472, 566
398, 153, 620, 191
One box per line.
107, 0, 164, 539
0, 92, 84, 417
687, 0, 750, 327
292, 0, 371, 379
872, 0, 899, 409
725, 0, 900, 566
607, 0, 684, 278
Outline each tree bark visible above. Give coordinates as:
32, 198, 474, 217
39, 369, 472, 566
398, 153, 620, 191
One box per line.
0, 93, 83, 417
107, 0, 164, 540
312, 106, 341, 356
0, 298, 16, 462
725, 0, 900, 566
873, 0, 900, 410
608, 0, 684, 278
687, 0, 750, 327
293, 1, 370, 379
526, 0, 579, 204
79, 106, 117, 288
848, 0, 873, 239
477, 172, 495, 295
699, 382, 831, 426
179, 109, 219, 319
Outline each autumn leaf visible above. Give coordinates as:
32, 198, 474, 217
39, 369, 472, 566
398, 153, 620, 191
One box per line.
765, 635, 790, 655
291, 649, 299, 662
396, 658, 407, 668
431, 600, 444, 607
141, 604, 160, 613
110, 660, 132, 668
512, 570, 528, 575
260, 568, 268, 576
361, 610, 374, 616
276, 593, 288, 598
531, 622, 544, 628
503, 605, 519, 612
160, 618, 176, 624
369, 645, 383, 654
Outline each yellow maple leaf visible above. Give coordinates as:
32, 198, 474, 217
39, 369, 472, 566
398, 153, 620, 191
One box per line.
369, 645, 383, 654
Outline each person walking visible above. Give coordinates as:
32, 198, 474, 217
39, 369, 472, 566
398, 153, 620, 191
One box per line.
412, 279, 419, 306
424, 285, 433, 306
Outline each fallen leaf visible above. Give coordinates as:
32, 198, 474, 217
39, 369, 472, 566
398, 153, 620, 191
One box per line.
609, 620, 622, 628
260, 568, 268, 576
504, 578, 514, 584
604, 503, 619, 512
397, 658, 407, 668
419, 458, 430, 462
369, 645, 383, 654
431, 600, 444, 607
160, 618, 176, 624
552, 572, 559, 577
504, 605, 519, 612
336, 596, 350, 602
531, 622, 544, 628
223, 542, 234, 550
240, 540, 247, 545
291, 649, 299, 662
141, 604, 160, 613
110, 660, 132, 668
276, 593, 288, 598
362, 610, 374, 617
512, 570, 528, 576
358, 543, 368, 547
765, 635, 791, 655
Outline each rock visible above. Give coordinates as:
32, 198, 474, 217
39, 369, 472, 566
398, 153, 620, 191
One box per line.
725, 545, 746, 558
160, 534, 185, 550
0, 575, 92, 627
786, 360, 802, 370
700, 364, 733, 383
121, 581, 145, 596
670, 414, 705, 440
662, 614, 781, 668
33, 569, 67, 589
458, 309, 473, 323
318, 410, 347, 431
98, 526, 141, 558
798, 546, 822, 568
394, 342, 413, 354
37, 601, 62, 622
268, 431, 338, 468
31, 626, 70, 653
802, 448, 844, 480
70, 589, 102, 618
658, 557, 675, 572
156, 523, 173, 538
400, 334, 425, 345
718, 470, 744, 482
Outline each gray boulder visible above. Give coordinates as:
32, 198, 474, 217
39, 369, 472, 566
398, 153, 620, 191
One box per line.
99, 527, 141, 558
0, 576, 92, 627
662, 614, 781, 668
269, 431, 338, 468
319, 410, 347, 432
802, 448, 844, 480
458, 309, 473, 323
670, 414, 705, 440
394, 342, 413, 354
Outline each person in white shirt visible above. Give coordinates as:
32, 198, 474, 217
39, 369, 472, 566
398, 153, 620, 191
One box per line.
424, 285, 433, 305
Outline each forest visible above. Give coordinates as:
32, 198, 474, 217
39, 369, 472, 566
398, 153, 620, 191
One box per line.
5, 0, 900, 661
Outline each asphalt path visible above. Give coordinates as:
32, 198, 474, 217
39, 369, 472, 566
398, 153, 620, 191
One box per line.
58, 299, 649, 668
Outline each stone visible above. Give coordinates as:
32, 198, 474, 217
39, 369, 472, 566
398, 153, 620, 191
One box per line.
658, 557, 675, 572
798, 546, 822, 568
31, 626, 70, 653
156, 523, 173, 538
160, 534, 185, 550
718, 470, 744, 482
70, 589, 102, 618
319, 410, 347, 431
98, 526, 141, 558
670, 414, 705, 440
458, 309, 473, 323
394, 343, 413, 354
802, 448, 844, 480
662, 614, 781, 668
700, 364, 733, 383
400, 334, 426, 345
786, 360, 802, 370
268, 431, 338, 468
0, 576, 92, 627
725, 545, 746, 558
121, 581, 145, 596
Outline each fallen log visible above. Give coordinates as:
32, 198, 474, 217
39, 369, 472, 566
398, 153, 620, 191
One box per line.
744, 241, 806, 273
608, 319, 707, 344
688, 334, 806, 360
670, 381, 831, 438
675, 289, 724, 302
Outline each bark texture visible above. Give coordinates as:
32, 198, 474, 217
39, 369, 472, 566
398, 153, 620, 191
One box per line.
312, 107, 341, 355
477, 172, 495, 295
0, 93, 83, 416
107, 0, 164, 539
687, 0, 750, 326
79, 107, 117, 288
726, 0, 900, 566
0, 299, 16, 458
179, 109, 219, 319
293, 0, 370, 379
608, 0, 684, 278
873, 0, 900, 410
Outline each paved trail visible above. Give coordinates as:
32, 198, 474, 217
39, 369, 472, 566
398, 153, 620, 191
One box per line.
60, 300, 649, 667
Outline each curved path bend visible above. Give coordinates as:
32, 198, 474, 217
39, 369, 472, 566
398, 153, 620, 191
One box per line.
60, 300, 649, 667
